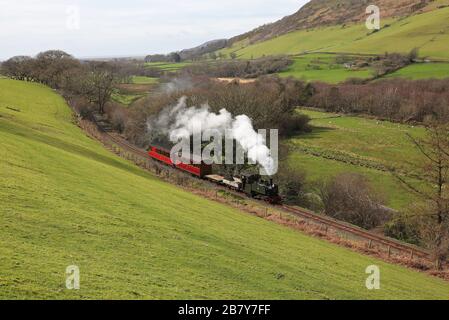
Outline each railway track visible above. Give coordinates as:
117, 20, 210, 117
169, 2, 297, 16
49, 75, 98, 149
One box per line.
281, 205, 431, 261
87, 114, 434, 265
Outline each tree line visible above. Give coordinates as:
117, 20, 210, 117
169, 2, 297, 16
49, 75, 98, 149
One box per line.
308, 78, 449, 123
0, 50, 148, 114
181, 56, 293, 79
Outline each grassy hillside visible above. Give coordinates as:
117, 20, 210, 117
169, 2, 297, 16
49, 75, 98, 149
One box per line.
288, 109, 428, 209
1, 79, 448, 299
221, 7, 449, 60
228, 0, 442, 45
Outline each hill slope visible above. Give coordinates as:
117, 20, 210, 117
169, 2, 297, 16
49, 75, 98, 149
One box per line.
1, 79, 448, 299
230, 0, 435, 45
221, 5, 449, 60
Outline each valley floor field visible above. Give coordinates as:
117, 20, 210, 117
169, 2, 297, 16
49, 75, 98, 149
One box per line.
278, 54, 373, 83
1, 79, 448, 299
386, 62, 449, 80
288, 109, 427, 209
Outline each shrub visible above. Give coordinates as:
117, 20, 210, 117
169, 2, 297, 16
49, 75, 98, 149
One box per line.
319, 173, 391, 230
105, 102, 128, 133
275, 165, 308, 205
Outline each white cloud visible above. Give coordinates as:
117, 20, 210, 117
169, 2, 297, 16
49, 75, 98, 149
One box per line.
0, 0, 309, 59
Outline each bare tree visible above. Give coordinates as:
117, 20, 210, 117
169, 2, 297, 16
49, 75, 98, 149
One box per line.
33, 50, 80, 88
81, 62, 118, 114
393, 122, 449, 267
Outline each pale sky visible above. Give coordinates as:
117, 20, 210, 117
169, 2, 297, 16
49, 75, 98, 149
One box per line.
0, 0, 310, 60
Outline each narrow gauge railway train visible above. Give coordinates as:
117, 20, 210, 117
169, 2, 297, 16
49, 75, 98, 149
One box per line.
148, 145, 281, 204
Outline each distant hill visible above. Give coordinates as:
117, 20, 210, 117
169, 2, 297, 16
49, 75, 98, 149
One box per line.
145, 39, 227, 62
216, 0, 449, 60
167, 0, 449, 62
229, 0, 437, 45
179, 39, 228, 60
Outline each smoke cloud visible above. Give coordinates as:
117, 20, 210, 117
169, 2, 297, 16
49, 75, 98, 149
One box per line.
147, 96, 276, 175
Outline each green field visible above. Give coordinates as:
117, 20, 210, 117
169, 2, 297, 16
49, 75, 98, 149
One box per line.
289, 109, 428, 209
221, 7, 449, 60
111, 76, 157, 106
279, 54, 373, 83
144, 62, 191, 72
386, 62, 449, 80
111, 91, 145, 106
1, 79, 449, 299
131, 76, 158, 84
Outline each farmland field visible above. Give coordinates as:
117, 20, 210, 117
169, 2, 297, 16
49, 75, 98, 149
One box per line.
1, 79, 448, 299
131, 76, 158, 84
144, 62, 191, 72
386, 63, 449, 80
111, 77, 158, 106
288, 109, 427, 209
111, 91, 145, 106
278, 54, 373, 83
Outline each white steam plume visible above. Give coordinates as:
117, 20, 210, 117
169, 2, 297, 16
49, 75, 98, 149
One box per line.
147, 96, 276, 175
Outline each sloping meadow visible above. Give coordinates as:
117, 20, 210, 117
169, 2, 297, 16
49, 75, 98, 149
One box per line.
0, 79, 448, 299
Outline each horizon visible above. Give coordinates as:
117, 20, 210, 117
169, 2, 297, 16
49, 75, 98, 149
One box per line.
0, 0, 309, 61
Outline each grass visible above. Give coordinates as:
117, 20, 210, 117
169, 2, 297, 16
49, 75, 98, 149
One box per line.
336, 6, 449, 60
288, 109, 428, 209
386, 62, 449, 80
111, 76, 158, 106
144, 62, 191, 72
220, 7, 449, 61
111, 91, 145, 106
279, 54, 373, 83
131, 76, 158, 85
1, 79, 449, 299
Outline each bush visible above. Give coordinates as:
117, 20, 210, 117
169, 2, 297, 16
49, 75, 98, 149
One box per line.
384, 213, 421, 245
69, 96, 92, 118
319, 173, 391, 230
105, 103, 128, 133
275, 165, 308, 205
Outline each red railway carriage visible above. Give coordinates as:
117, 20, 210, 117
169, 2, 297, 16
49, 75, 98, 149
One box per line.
148, 145, 212, 178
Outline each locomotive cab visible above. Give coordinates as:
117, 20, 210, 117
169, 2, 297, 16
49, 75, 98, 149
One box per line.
241, 174, 280, 203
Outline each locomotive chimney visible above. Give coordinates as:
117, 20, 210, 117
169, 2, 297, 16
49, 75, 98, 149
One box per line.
270, 179, 273, 186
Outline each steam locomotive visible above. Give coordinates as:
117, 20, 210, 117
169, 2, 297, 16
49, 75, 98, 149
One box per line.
147, 145, 281, 204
